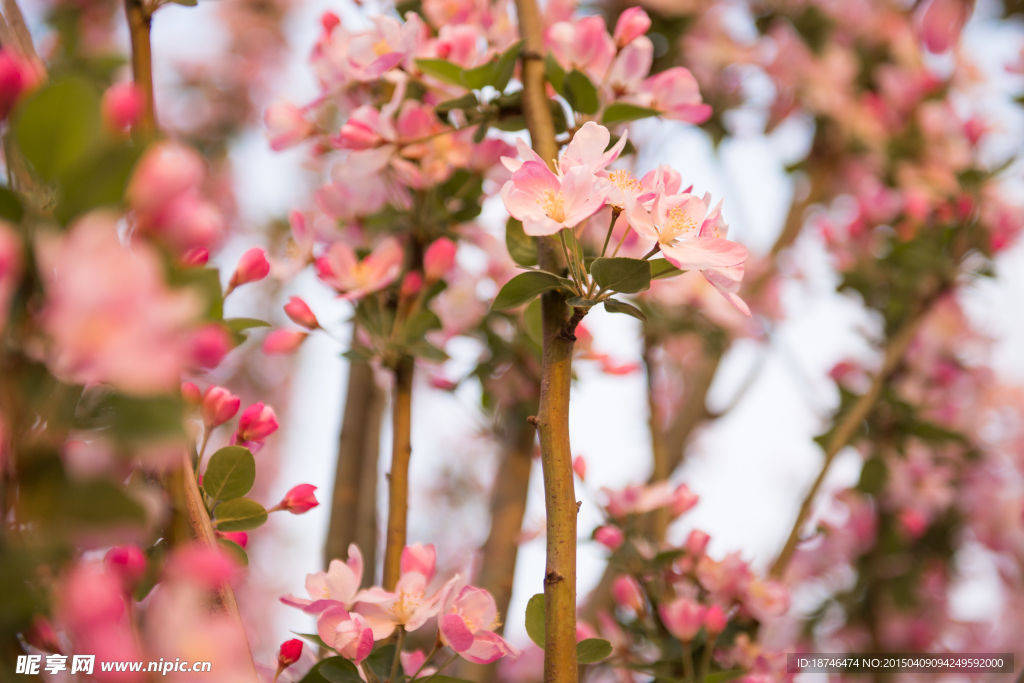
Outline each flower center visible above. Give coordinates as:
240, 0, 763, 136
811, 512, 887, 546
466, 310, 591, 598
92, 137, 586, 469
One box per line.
539, 189, 566, 223
372, 39, 391, 57
663, 204, 699, 243
609, 169, 641, 195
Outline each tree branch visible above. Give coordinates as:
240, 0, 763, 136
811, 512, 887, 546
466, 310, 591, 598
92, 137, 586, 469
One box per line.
383, 355, 415, 590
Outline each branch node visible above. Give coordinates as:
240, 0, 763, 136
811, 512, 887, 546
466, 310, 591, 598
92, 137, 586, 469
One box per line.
527, 415, 540, 426
575, 500, 582, 514
544, 569, 564, 585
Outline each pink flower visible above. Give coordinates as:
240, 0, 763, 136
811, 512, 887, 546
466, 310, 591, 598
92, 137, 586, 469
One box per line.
281, 544, 364, 614
316, 237, 404, 300
284, 296, 319, 329
400, 271, 423, 299
743, 579, 789, 621
235, 402, 279, 444
188, 323, 232, 368
164, 543, 240, 590
181, 381, 201, 408
277, 639, 303, 669
315, 147, 392, 220
312, 15, 417, 87
335, 105, 388, 150
201, 385, 240, 429
101, 82, 143, 131
424, 237, 457, 283
265, 100, 315, 151
916, 0, 971, 53
439, 583, 520, 665
0, 49, 39, 119
685, 529, 710, 556
639, 67, 712, 123
126, 142, 206, 219
401, 543, 437, 582
611, 575, 644, 612
594, 525, 624, 550
572, 455, 587, 481
545, 16, 616, 83
181, 247, 209, 267
318, 606, 375, 664
704, 605, 728, 634
104, 546, 147, 593
602, 482, 699, 518
273, 484, 320, 514
263, 329, 308, 355
607, 36, 653, 96
658, 597, 706, 641
218, 531, 248, 548
0, 222, 20, 335
355, 544, 447, 635
613, 7, 651, 47
227, 247, 270, 293
899, 508, 929, 538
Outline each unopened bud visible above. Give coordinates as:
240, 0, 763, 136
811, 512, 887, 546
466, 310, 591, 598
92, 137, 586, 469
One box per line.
273, 484, 319, 514
423, 237, 457, 282
201, 385, 241, 429
227, 248, 270, 293
284, 296, 319, 329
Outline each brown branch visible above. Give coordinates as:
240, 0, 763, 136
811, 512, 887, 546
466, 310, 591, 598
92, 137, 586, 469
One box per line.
124, 0, 157, 135
324, 333, 384, 582
382, 355, 414, 591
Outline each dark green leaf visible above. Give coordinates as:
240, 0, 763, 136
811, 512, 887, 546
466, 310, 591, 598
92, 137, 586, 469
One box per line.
402, 309, 442, 342
603, 299, 647, 321
214, 498, 268, 532
168, 0, 198, 6
315, 657, 364, 683
436, 93, 479, 114
461, 61, 496, 90
291, 632, 333, 651
856, 457, 887, 495
523, 298, 543, 346
202, 446, 256, 502
415, 58, 465, 86
576, 638, 613, 664
0, 186, 23, 223
492, 40, 524, 91
56, 142, 143, 224
590, 257, 651, 294
525, 593, 545, 648
545, 53, 566, 97
704, 670, 745, 683
217, 538, 248, 567
492, 271, 564, 311
14, 78, 100, 181
602, 103, 662, 125
505, 218, 538, 267
565, 70, 600, 115
472, 120, 489, 143
365, 644, 400, 682
566, 296, 599, 308
650, 259, 684, 280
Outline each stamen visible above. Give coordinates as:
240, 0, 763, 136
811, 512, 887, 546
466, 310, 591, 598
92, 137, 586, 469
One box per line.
539, 189, 566, 223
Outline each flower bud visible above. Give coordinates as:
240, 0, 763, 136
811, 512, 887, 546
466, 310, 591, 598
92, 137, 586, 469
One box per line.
400, 271, 423, 299
572, 455, 587, 481
284, 296, 319, 329
227, 247, 270, 292
594, 525, 624, 550
201, 385, 241, 429
274, 484, 320, 514
0, 49, 38, 120
217, 531, 249, 548
704, 604, 727, 634
189, 324, 232, 369
321, 11, 340, 32
278, 639, 303, 670
611, 575, 644, 612
613, 7, 651, 47
659, 598, 706, 642
236, 402, 279, 443
104, 545, 148, 592
102, 82, 143, 131
263, 329, 308, 355
181, 247, 210, 267
685, 529, 710, 556
126, 142, 205, 217
916, 0, 971, 53
670, 483, 698, 518
423, 237, 456, 282
181, 381, 201, 409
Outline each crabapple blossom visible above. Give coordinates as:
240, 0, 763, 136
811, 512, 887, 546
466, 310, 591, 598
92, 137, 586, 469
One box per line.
281, 543, 364, 614
316, 237, 404, 299
638, 67, 712, 123
613, 7, 651, 47
594, 525, 624, 550
356, 544, 448, 635
658, 597, 706, 641
201, 385, 240, 429
500, 153, 607, 236
423, 237, 457, 283
233, 402, 279, 450
545, 16, 616, 83
438, 582, 520, 665
318, 605, 375, 664
602, 482, 699, 518
264, 101, 315, 151
0, 48, 39, 119
227, 247, 270, 293
104, 546, 147, 593
272, 484, 320, 514
277, 639, 303, 669
611, 575, 644, 612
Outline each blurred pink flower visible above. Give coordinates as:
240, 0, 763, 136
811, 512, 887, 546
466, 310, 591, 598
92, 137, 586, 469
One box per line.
227, 247, 270, 294
424, 237, 457, 283
594, 525, 624, 550
659, 597, 706, 641
611, 575, 644, 611
284, 296, 319, 329
545, 16, 616, 83
614, 7, 651, 47
316, 237, 404, 300
101, 82, 143, 131
104, 546, 147, 593
915, 0, 972, 53
263, 329, 308, 355
638, 67, 712, 123
265, 100, 315, 151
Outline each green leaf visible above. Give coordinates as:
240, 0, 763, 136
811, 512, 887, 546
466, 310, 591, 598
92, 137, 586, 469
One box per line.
415, 58, 465, 86
650, 259, 684, 280
76, 393, 185, 442
168, 267, 223, 320
315, 657, 364, 683
525, 593, 545, 648
291, 632, 333, 651
402, 309, 442, 342
590, 257, 651, 294
217, 538, 248, 567
603, 299, 647, 321
523, 298, 543, 346
224, 317, 271, 332
545, 53, 566, 97
492, 40, 524, 91
704, 670, 745, 683
436, 93, 479, 115
461, 61, 496, 90
576, 638, 613, 664
214, 498, 268, 531
0, 186, 24, 223
423, 678, 476, 683
564, 70, 600, 115
505, 218, 538, 267
365, 644, 400, 682
566, 296, 599, 308
492, 271, 564, 311
202, 446, 256, 502
602, 103, 662, 125
168, 0, 198, 5
14, 77, 100, 181
56, 142, 143, 224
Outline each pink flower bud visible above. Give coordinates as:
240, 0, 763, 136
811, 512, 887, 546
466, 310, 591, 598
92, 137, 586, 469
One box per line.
104, 546, 148, 592
613, 7, 651, 47
704, 604, 727, 634
181, 381, 201, 408
594, 525, 624, 550
277, 639, 303, 669
181, 247, 209, 267
25, 616, 62, 654
916, 0, 971, 53
228, 247, 270, 292
400, 271, 423, 299
164, 543, 239, 590
236, 402, 279, 443
0, 49, 38, 120
899, 508, 928, 538
101, 82, 143, 131
218, 531, 249, 548
321, 11, 340, 32
284, 296, 319, 329
126, 142, 205, 217
685, 529, 710, 556
572, 455, 587, 481
611, 575, 644, 611
263, 329, 308, 355
659, 598, 706, 641
670, 484, 699, 518
275, 484, 319, 514
189, 324, 232, 369
201, 386, 240, 429
423, 237, 457, 282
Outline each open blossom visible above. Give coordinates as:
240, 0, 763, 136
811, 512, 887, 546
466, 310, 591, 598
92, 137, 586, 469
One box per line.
316, 147, 393, 220
545, 16, 616, 83
638, 67, 712, 123
313, 14, 422, 87
281, 543, 364, 614
316, 237, 404, 299
265, 100, 315, 151
439, 581, 520, 665
602, 482, 698, 518
659, 597, 706, 641
318, 606, 375, 664
356, 544, 448, 636
36, 212, 201, 395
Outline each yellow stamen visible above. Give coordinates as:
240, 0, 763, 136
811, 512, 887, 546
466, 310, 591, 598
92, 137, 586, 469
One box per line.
664, 204, 700, 242
608, 169, 642, 195
539, 189, 566, 223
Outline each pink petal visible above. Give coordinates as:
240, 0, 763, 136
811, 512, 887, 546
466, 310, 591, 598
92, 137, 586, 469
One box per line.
317, 605, 351, 646
440, 613, 475, 652
462, 631, 521, 665
661, 236, 747, 270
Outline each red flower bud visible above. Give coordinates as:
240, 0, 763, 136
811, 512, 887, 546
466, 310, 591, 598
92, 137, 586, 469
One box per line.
400, 271, 423, 299
181, 247, 210, 267
278, 639, 303, 669
236, 402, 279, 443
274, 484, 319, 514
594, 525, 624, 550
104, 545, 148, 592
423, 237, 456, 282
284, 296, 319, 329
227, 247, 270, 293
189, 324, 232, 369
101, 81, 143, 131
181, 381, 201, 408
201, 385, 241, 429
217, 530, 249, 549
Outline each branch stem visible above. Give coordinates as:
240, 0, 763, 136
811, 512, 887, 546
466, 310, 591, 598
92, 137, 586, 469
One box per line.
383, 355, 415, 590
124, 0, 157, 134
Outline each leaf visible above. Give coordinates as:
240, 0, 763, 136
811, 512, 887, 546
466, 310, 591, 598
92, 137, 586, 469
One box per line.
650, 259, 684, 280
523, 298, 543, 346
564, 70, 600, 115
167, 0, 198, 5
545, 53, 566, 97
602, 103, 662, 125
15, 78, 101, 182
76, 394, 185, 441
217, 538, 248, 567
224, 318, 271, 332
525, 593, 545, 648
415, 58, 464, 86
461, 61, 497, 90
603, 299, 647, 321
315, 657, 364, 683
202, 446, 256, 502
56, 142, 143, 224
492, 40, 524, 91
214, 498, 268, 532
492, 271, 564, 311
505, 218, 538, 267
704, 670, 745, 683
291, 632, 333, 651
472, 121, 489, 143
436, 93, 479, 114
365, 644, 400, 682
0, 186, 23, 223
402, 309, 442, 342
566, 296, 599, 308
590, 257, 651, 294
576, 638, 613, 664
